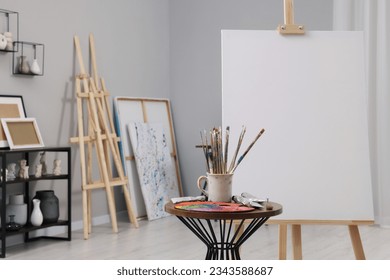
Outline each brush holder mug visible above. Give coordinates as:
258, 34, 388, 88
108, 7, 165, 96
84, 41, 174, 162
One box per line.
197, 173, 233, 202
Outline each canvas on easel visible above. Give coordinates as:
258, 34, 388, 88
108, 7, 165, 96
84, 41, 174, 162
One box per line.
221, 0, 374, 261
222, 29, 374, 259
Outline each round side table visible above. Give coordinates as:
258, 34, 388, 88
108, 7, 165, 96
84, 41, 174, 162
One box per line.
165, 201, 282, 260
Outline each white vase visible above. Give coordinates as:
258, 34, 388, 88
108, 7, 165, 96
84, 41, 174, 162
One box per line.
30, 199, 43, 226
30, 59, 41, 75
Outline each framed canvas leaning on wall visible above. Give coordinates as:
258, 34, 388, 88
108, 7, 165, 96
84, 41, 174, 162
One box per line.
0, 95, 27, 148
1, 118, 44, 149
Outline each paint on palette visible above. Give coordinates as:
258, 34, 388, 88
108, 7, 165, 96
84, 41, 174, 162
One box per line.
174, 201, 255, 212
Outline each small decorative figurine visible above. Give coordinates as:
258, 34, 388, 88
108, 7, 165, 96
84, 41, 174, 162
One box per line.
6, 163, 17, 180
35, 164, 43, 178
40, 152, 48, 175
4, 32, 13, 51
53, 159, 61, 176
18, 160, 29, 179
23, 166, 29, 179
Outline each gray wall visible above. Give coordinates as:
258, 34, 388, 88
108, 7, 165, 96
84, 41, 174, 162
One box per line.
1, 0, 333, 227
1, 0, 170, 225
169, 0, 334, 196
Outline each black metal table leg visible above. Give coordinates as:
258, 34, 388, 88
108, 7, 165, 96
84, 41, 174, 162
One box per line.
176, 216, 270, 260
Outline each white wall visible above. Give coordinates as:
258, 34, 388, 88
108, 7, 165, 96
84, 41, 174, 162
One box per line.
169, 0, 333, 196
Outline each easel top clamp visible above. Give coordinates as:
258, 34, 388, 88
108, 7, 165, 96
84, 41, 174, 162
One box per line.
277, 0, 305, 35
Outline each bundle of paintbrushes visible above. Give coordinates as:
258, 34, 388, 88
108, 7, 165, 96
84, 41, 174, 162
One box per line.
199, 126, 265, 174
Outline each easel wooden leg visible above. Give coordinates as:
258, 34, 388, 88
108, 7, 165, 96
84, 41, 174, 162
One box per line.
87, 189, 92, 234
291, 224, 303, 260
82, 189, 89, 239
279, 224, 288, 260
122, 185, 139, 227
348, 225, 366, 260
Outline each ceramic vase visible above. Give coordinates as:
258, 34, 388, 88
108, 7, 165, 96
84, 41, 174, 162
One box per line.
30, 59, 41, 75
30, 199, 43, 226
6, 194, 27, 226
18, 56, 30, 74
33, 190, 59, 224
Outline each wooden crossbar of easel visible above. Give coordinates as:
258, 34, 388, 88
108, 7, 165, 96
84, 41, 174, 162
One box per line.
71, 34, 138, 239
267, 220, 374, 260
233, 219, 373, 260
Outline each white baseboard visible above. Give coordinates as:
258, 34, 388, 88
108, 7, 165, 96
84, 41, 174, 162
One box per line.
375, 215, 390, 228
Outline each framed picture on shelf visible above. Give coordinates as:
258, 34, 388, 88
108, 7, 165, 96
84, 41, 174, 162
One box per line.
0, 95, 26, 148
1, 118, 44, 149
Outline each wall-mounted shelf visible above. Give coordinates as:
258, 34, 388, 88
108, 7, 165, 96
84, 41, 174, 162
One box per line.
0, 9, 19, 52
12, 41, 45, 76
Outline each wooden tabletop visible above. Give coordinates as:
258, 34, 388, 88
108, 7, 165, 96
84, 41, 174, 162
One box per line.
165, 201, 282, 220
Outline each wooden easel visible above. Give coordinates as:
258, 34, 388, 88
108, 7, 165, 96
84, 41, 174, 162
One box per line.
267, 0, 373, 260
70, 34, 138, 239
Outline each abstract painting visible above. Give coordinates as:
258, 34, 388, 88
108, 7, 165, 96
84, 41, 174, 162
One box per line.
128, 122, 180, 220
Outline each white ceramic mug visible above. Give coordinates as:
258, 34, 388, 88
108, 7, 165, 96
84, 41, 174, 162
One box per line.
197, 173, 233, 202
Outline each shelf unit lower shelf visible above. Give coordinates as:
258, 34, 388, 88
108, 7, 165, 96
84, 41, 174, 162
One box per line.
1, 220, 70, 237
0, 146, 72, 258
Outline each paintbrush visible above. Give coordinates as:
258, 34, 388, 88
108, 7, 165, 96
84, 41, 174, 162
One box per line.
224, 126, 230, 173
200, 131, 209, 172
228, 125, 246, 173
230, 128, 265, 173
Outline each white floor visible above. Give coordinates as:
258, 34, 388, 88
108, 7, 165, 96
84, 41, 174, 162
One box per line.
3, 215, 390, 260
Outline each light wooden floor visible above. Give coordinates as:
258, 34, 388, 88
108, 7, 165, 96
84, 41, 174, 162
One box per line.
3, 215, 390, 260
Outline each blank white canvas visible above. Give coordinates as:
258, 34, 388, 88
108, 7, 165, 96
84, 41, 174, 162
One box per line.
222, 30, 374, 221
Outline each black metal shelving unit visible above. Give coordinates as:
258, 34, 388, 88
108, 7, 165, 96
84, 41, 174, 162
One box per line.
0, 147, 71, 258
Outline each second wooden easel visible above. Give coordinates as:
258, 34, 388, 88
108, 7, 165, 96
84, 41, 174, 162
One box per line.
70, 34, 138, 239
